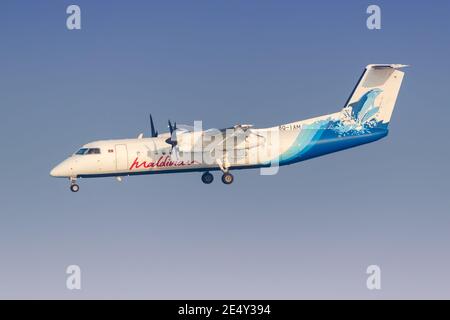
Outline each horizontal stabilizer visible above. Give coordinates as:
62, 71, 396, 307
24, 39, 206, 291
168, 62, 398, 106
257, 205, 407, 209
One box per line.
368, 64, 409, 70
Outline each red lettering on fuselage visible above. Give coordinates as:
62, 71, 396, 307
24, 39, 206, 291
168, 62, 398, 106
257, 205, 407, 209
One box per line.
129, 156, 196, 171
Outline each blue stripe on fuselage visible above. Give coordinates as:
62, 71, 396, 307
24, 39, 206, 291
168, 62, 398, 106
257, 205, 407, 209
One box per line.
279, 128, 388, 166
78, 129, 387, 179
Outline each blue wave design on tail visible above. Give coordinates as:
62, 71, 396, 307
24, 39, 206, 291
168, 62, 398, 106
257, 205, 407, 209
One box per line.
352, 89, 381, 123
332, 89, 384, 136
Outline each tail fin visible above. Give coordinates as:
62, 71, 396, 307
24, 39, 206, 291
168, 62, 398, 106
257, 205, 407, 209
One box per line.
342, 64, 407, 127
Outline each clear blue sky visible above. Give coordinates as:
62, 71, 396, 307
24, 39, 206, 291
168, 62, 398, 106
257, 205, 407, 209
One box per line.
0, 0, 449, 298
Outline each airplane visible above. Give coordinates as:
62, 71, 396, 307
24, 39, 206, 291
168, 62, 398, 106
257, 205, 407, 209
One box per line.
50, 64, 407, 192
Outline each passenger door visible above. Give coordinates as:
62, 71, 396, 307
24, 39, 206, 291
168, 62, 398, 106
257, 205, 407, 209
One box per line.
115, 144, 128, 171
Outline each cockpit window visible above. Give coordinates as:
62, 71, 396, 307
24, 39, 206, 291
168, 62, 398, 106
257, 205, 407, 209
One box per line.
75, 148, 101, 155
76, 148, 88, 155
86, 148, 101, 154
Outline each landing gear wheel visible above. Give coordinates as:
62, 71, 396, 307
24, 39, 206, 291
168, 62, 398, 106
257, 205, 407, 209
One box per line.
201, 172, 214, 184
221, 172, 234, 185
70, 184, 80, 193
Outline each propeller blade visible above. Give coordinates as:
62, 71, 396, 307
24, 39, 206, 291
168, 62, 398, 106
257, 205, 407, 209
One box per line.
149, 114, 158, 137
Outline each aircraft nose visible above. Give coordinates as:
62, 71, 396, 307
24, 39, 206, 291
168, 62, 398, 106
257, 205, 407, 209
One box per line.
50, 161, 72, 177
50, 164, 63, 177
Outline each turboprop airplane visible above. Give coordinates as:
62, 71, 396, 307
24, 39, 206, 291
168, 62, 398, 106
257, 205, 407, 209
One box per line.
51, 64, 407, 192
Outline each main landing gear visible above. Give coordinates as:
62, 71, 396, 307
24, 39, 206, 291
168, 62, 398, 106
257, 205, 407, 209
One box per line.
201, 171, 234, 185
70, 178, 79, 192
201, 172, 214, 184
221, 172, 234, 185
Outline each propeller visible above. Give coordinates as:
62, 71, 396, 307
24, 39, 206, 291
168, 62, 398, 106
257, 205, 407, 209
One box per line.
166, 120, 178, 154
149, 114, 158, 137
168, 119, 177, 136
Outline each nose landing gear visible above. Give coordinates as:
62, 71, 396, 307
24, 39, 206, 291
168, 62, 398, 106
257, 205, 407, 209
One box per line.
70, 178, 79, 192
70, 184, 80, 192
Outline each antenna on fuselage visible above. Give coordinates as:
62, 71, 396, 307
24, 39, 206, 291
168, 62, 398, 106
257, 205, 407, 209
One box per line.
149, 114, 158, 137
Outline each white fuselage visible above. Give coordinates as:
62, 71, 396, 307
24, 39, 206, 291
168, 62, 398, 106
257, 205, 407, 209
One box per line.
49, 123, 303, 179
